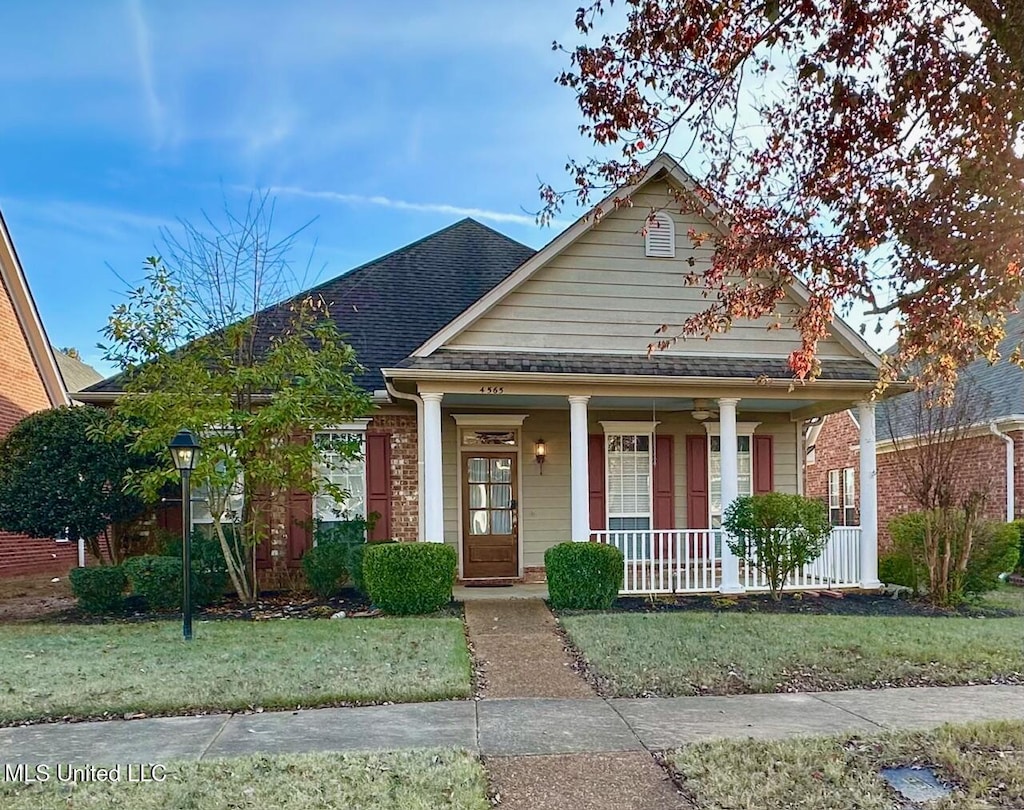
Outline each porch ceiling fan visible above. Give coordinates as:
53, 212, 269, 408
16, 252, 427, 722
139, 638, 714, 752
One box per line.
690, 398, 718, 421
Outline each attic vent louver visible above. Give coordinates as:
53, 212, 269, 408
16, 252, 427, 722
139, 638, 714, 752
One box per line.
645, 212, 676, 258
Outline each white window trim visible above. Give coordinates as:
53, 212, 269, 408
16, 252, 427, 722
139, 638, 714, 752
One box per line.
842, 467, 856, 509
708, 431, 755, 526
451, 414, 529, 426
313, 429, 368, 527
604, 431, 655, 530
600, 420, 660, 434
828, 469, 841, 509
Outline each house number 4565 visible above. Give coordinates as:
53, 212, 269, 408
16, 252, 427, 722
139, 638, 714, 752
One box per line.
479, 386, 504, 394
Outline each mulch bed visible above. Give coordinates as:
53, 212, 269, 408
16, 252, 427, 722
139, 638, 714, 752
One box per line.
561, 591, 1023, 619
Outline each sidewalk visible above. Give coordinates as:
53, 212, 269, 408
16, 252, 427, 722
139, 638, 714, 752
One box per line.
5, 684, 1024, 765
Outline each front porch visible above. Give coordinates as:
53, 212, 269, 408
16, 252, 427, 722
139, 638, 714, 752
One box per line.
388, 374, 883, 598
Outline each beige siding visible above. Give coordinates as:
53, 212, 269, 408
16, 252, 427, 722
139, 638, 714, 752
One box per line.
446, 179, 855, 359
440, 408, 799, 572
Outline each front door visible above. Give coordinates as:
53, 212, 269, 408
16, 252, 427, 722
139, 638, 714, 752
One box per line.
462, 452, 518, 578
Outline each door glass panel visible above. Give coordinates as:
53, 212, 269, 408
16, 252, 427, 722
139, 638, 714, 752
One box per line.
491, 458, 512, 482
469, 484, 487, 509
467, 458, 489, 483
491, 510, 512, 534
470, 510, 489, 535
490, 484, 511, 509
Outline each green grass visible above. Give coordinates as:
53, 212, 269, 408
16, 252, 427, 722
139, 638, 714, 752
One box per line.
560, 611, 1024, 696
972, 583, 1024, 613
0, 750, 489, 810
668, 720, 1024, 809
0, 619, 471, 723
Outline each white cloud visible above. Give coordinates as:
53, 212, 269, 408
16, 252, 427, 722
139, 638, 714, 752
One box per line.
126, 0, 166, 144
270, 186, 556, 228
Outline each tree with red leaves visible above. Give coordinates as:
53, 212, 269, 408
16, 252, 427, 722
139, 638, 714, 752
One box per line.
546, 0, 1024, 394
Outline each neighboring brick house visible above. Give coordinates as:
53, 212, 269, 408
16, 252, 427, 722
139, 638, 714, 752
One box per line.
79, 155, 888, 595
0, 210, 73, 577
807, 324, 1024, 548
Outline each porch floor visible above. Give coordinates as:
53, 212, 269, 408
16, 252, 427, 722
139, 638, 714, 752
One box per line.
454, 583, 549, 601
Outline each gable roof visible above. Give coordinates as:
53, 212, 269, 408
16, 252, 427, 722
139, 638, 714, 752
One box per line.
411, 154, 881, 368
81, 218, 536, 395
877, 312, 1024, 441
53, 349, 103, 394
0, 210, 68, 407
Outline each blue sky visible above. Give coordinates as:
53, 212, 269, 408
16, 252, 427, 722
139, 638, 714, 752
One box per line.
0, 1, 890, 377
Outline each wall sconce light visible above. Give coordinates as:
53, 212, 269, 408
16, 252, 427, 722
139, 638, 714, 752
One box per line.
534, 439, 546, 474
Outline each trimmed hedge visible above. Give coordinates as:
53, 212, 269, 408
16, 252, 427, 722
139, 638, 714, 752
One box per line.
124, 555, 224, 611
545, 542, 623, 610
963, 520, 1020, 593
348, 540, 397, 595
161, 531, 229, 604
363, 542, 456, 615
69, 566, 127, 613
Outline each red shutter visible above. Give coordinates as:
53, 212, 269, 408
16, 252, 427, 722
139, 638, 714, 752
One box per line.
588, 434, 606, 531
287, 490, 313, 566
685, 435, 709, 529
653, 435, 674, 529
366, 433, 392, 541
753, 435, 774, 494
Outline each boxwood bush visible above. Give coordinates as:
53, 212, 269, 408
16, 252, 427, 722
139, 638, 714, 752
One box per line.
348, 539, 397, 595
545, 542, 623, 610
69, 566, 127, 613
161, 530, 228, 604
124, 554, 224, 611
363, 542, 456, 615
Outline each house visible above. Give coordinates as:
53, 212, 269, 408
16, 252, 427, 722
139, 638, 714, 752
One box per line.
0, 210, 74, 578
79, 156, 888, 595
806, 322, 1024, 547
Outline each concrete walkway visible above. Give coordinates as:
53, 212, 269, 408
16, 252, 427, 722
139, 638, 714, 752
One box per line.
5, 685, 1024, 766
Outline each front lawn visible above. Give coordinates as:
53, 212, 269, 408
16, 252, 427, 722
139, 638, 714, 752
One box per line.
559, 611, 1024, 696
0, 618, 471, 724
668, 720, 1024, 809
0, 750, 489, 810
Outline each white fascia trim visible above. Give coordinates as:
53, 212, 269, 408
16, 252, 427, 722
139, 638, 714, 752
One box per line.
384, 367, 880, 392
0, 211, 68, 407
703, 421, 762, 435
411, 155, 719, 359
875, 414, 1024, 455
451, 414, 529, 426
317, 419, 372, 432
600, 420, 661, 433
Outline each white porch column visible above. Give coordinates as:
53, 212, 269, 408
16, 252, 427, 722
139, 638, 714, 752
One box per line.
569, 395, 591, 541
422, 392, 445, 542
857, 400, 881, 588
718, 397, 744, 593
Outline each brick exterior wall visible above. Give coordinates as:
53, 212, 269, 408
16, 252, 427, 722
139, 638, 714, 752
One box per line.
0, 268, 66, 578
807, 411, 1023, 550
369, 413, 418, 542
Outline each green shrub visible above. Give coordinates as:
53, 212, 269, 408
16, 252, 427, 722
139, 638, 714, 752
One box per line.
1014, 519, 1024, 574
125, 555, 224, 611
348, 539, 397, 595
161, 530, 228, 604
878, 552, 921, 590
545, 542, 624, 610
882, 513, 928, 592
722, 493, 832, 600
363, 543, 456, 615
302, 542, 350, 599
69, 566, 127, 613
963, 521, 1020, 593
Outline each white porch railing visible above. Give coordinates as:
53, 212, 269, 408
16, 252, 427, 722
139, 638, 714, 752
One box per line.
591, 526, 861, 596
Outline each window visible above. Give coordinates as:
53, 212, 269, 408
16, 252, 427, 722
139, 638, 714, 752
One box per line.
606, 434, 652, 530
843, 467, 857, 526
313, 431, 366, 528
827, 469, 841, 525
644, 212, 676, 258
709, 435, 753, 527
191, 460, 244, 527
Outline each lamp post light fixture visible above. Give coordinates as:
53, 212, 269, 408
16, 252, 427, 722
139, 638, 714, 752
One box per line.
168, 429, 200, 641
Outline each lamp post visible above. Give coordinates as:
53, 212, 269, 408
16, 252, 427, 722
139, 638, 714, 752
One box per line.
169, 429, 201, 641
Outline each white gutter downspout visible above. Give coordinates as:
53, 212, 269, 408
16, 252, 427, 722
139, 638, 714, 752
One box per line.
990, 422, 1015, 522
384, 380, 426, 542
